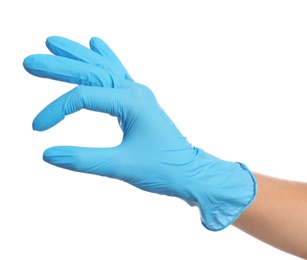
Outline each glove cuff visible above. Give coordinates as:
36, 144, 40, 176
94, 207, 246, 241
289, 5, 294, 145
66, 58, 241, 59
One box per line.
197, 161, 257, 231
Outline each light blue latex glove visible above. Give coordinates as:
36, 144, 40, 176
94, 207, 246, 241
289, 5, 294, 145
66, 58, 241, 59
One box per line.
23, 36, 257, 231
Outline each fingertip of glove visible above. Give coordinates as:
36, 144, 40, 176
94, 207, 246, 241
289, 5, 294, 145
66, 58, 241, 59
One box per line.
43, 146, 64, 163
22, 55, 34, 71
89, 37, 101, 51
43, 147, 52, 160
32, 120, 44, 131
23, 54, 43, 74
45, 35, 56, 42
46, 35, 65, 45
32, 117, 53, 132
90, 36, 101, 44
43, 147, 60, 165
42, 146, 76, 168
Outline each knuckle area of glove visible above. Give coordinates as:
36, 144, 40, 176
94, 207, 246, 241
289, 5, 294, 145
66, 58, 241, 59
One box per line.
129, 85, 156, 107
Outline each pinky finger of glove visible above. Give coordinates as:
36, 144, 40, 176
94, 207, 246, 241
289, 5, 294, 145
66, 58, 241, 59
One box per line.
90, 37, 133, 81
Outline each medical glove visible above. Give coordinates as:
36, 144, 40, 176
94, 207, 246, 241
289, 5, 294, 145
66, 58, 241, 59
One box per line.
23, 37, 257, 231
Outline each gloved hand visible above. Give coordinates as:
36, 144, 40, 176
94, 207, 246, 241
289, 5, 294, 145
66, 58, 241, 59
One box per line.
23, 36, 257, 231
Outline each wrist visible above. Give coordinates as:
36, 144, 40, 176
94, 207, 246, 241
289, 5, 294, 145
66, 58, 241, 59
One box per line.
190, 150, 257, 231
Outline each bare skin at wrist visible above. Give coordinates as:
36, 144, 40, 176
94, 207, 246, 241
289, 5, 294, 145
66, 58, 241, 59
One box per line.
233, 172, 307, 259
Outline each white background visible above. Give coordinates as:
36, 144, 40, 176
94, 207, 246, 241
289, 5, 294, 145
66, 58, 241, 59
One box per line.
1, 1, 306, 259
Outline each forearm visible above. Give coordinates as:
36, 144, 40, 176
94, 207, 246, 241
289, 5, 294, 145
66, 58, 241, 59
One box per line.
233, 172, 307, 259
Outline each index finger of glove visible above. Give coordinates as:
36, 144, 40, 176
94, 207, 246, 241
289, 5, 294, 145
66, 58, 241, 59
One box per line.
32, 85, 128, 131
